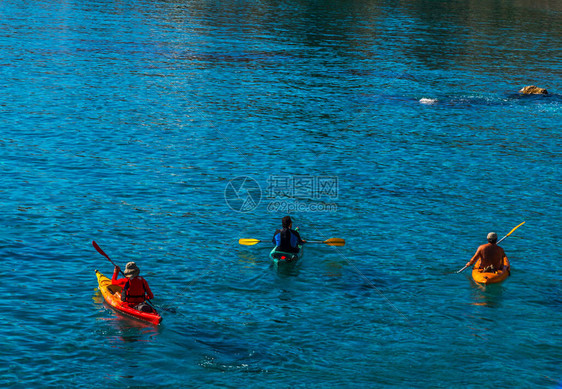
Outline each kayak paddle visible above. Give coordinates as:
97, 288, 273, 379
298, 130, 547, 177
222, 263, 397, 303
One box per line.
92, 240, 176, 313
238, 238, 262, 246
457, 221, 525, 274
497, 221, 526, 244
239, 238, 345, 246
306, 238, 346, 246
93, 240, 125, 276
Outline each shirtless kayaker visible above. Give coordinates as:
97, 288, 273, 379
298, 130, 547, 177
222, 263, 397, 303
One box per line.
464, 232, 509, 272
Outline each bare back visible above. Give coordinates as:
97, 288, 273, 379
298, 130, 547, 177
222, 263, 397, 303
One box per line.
476, 243, 506, 269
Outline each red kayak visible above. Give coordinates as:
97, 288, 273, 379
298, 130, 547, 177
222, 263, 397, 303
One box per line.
95, 270, 162, 325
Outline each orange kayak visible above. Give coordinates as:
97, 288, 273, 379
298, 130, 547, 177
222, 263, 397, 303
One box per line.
95, 270, 162, 325
472, 258, 510, 284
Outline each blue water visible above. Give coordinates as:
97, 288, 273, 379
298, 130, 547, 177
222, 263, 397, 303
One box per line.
1, 0, 561, 387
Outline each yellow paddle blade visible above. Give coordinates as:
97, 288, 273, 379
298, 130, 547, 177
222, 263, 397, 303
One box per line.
324, 238, 345, 246
506, 221, 525, 236
238, 239, 261, 246
497, 221, 526, 244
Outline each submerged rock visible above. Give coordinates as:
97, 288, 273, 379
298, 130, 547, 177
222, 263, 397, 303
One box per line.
519, 85, 549, 95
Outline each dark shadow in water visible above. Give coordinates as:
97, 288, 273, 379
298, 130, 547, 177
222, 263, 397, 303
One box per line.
416, 92, 562, 110
272, 259, 301, 278
402, 0, 562, 69
178, 325, 269, 373
505, 93, 562, 101
356, 91, 562, 113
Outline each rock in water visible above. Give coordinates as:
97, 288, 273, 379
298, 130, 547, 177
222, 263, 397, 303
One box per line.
519, 85, 548, 95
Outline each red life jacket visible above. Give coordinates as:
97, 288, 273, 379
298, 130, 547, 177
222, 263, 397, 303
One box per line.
122, 276, 148, 304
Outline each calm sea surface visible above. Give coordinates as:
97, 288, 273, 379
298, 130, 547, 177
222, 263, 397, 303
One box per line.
1, 0, 561, 387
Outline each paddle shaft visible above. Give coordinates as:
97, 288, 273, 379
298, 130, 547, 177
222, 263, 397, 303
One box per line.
92, 241, 125, 277
307, 238, 345, 246
239, 238, 345, 246
457, 221, 525, 273
497, 221, 525, 245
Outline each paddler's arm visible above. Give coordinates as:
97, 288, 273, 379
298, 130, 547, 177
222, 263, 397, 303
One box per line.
143, 279, 154, 300
501, 248, 510, 271
111, 266, 121, 284
272, 230, 280, 245
293, 229, 306, 244
111, 266, 128, 287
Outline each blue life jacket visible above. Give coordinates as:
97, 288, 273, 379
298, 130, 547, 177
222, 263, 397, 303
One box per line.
274, 228, 299, 252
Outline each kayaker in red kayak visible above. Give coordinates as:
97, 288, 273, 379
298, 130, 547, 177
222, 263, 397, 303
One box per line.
464, 232, 510, 272
272, 216, 306, 253
112, 262, 155, 312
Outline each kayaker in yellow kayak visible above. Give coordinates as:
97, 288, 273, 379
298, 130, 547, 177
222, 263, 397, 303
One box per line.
112, 262, 155, 312
272, 216, 306, 253
464, 232, 510, 273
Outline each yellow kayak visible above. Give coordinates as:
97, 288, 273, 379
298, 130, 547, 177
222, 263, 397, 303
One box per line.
472, 258, 510, 284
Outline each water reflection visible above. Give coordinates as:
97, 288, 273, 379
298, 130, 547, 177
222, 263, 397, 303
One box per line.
93, 290, 161, 343
154, 0, 562, 80
322, 259, 344, 279
236, 250, 261, 267
100, 313, 161, 344
468, 276, 505, 308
